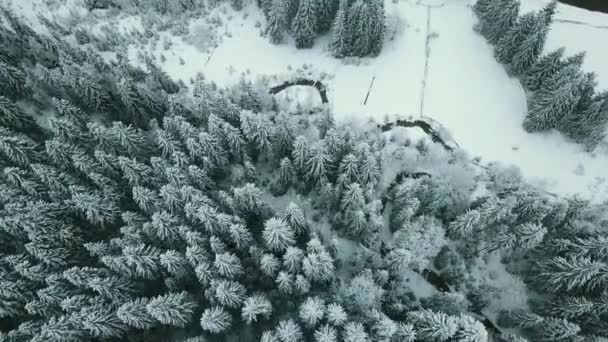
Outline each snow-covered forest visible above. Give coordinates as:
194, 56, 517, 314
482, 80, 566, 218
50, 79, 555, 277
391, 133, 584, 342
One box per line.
1, 0, 608, 341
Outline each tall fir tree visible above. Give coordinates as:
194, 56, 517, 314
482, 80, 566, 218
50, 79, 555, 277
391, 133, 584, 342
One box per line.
291, 0, 317, 49
266, 0, 288, 44
522, 47, 565, 91
330, 0, 350, 58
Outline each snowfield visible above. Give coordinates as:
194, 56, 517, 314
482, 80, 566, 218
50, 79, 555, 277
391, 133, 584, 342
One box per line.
6, 0, 608, 200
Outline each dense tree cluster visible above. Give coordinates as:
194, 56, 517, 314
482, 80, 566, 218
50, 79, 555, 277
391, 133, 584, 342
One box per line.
474, 0, 608, 150
3, 2, 608, 341
262, 0, 385, 57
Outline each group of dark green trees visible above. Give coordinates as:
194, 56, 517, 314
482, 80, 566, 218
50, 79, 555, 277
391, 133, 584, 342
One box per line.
260, 0, 385, 57
474, 0, 608, 151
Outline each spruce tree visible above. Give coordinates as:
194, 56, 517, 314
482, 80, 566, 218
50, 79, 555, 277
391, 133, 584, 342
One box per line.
291, 0, 317, 49
524, 64, 584, 132
495, 13, 537, 67
479, 0, 520, 45
330, 0, 351, 58
522, 47, 565, 91
510, 6, 555, 76
200, 306, 232, 333
267, 0, 288, 44
316, 0, 338, 33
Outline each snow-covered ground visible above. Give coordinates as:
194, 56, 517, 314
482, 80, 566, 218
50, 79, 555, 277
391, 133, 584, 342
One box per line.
6, 0, 608, 201
142, 0, 608, 201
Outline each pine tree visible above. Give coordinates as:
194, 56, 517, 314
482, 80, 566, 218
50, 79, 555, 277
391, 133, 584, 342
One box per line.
338, 154, 359, 183
326, 303, 347, 326
276, 271, 294, 294
330, 0, 350, 58
340, 183, 365, 212
278, 157, 295, 191
408, 309, 459, 341
299, 296, 325, 327
524, 64, 584, 132
342, 322, 368, 342
316, 0, 338, 33
283, 246, 304, 272
0, 96, 35, 131
117, 298, 157, 329
213, 280, 247, 308
284, 202, 307, 234
0, 128, 41, 167
455, 315, 488, 342
302, 249, 335, 283
537, 256, 608, 294
314, 324, 337, 342
145, 292, 197, 327
241, 294, 272, 323
267, 0, 288, 44
291, 0, 317, 49
349, 1, 370, 57
305, 146, 331, 186
275, 319, 303, 342
214, 252, 243, 279
200, 306, 232, 333
260, 253, 281, 276
294, 274, 311, 294
263, 217, 296, 252
495, 13, 537, 67
473, 0, 494, 18
479, 0, 520, 45
449, 209, 481, 237
0, 61, 28, 99
522, 48, 566, 91
509, 11, 552, 76
292, 135, 310, 174
558, 72, 598, 138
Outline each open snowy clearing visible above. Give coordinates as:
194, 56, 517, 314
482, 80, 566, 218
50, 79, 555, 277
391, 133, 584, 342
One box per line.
7, 0, 608, 201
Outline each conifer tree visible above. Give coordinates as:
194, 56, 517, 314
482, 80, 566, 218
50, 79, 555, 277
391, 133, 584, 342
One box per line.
524, 64, 584, 132
285, 202, 307, 234
473, 0, 494, 18
330, 0, 350, 58
117, 298, 157, 329
200, 306, 232, 333
408, 309, 459, 341
241, 294, 272, 324
299, 296, 325, 327
305, 146, 331, 186
213, 280, 247, 308
522, 47, 566, 91
291, 0, 317, 49
537, 256, 608, 294
495, 13, 537, 67
275, 319, 303, 342
267, 0, 288, 44
316, 0, 338, 33
145, 292, 197, 327
263, 217, 296, 252
314, 324, 337, 342
342, 322, 368, 342
276, 271, 294, 294
479, 0, 520, 45
510, 12, 552, 76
